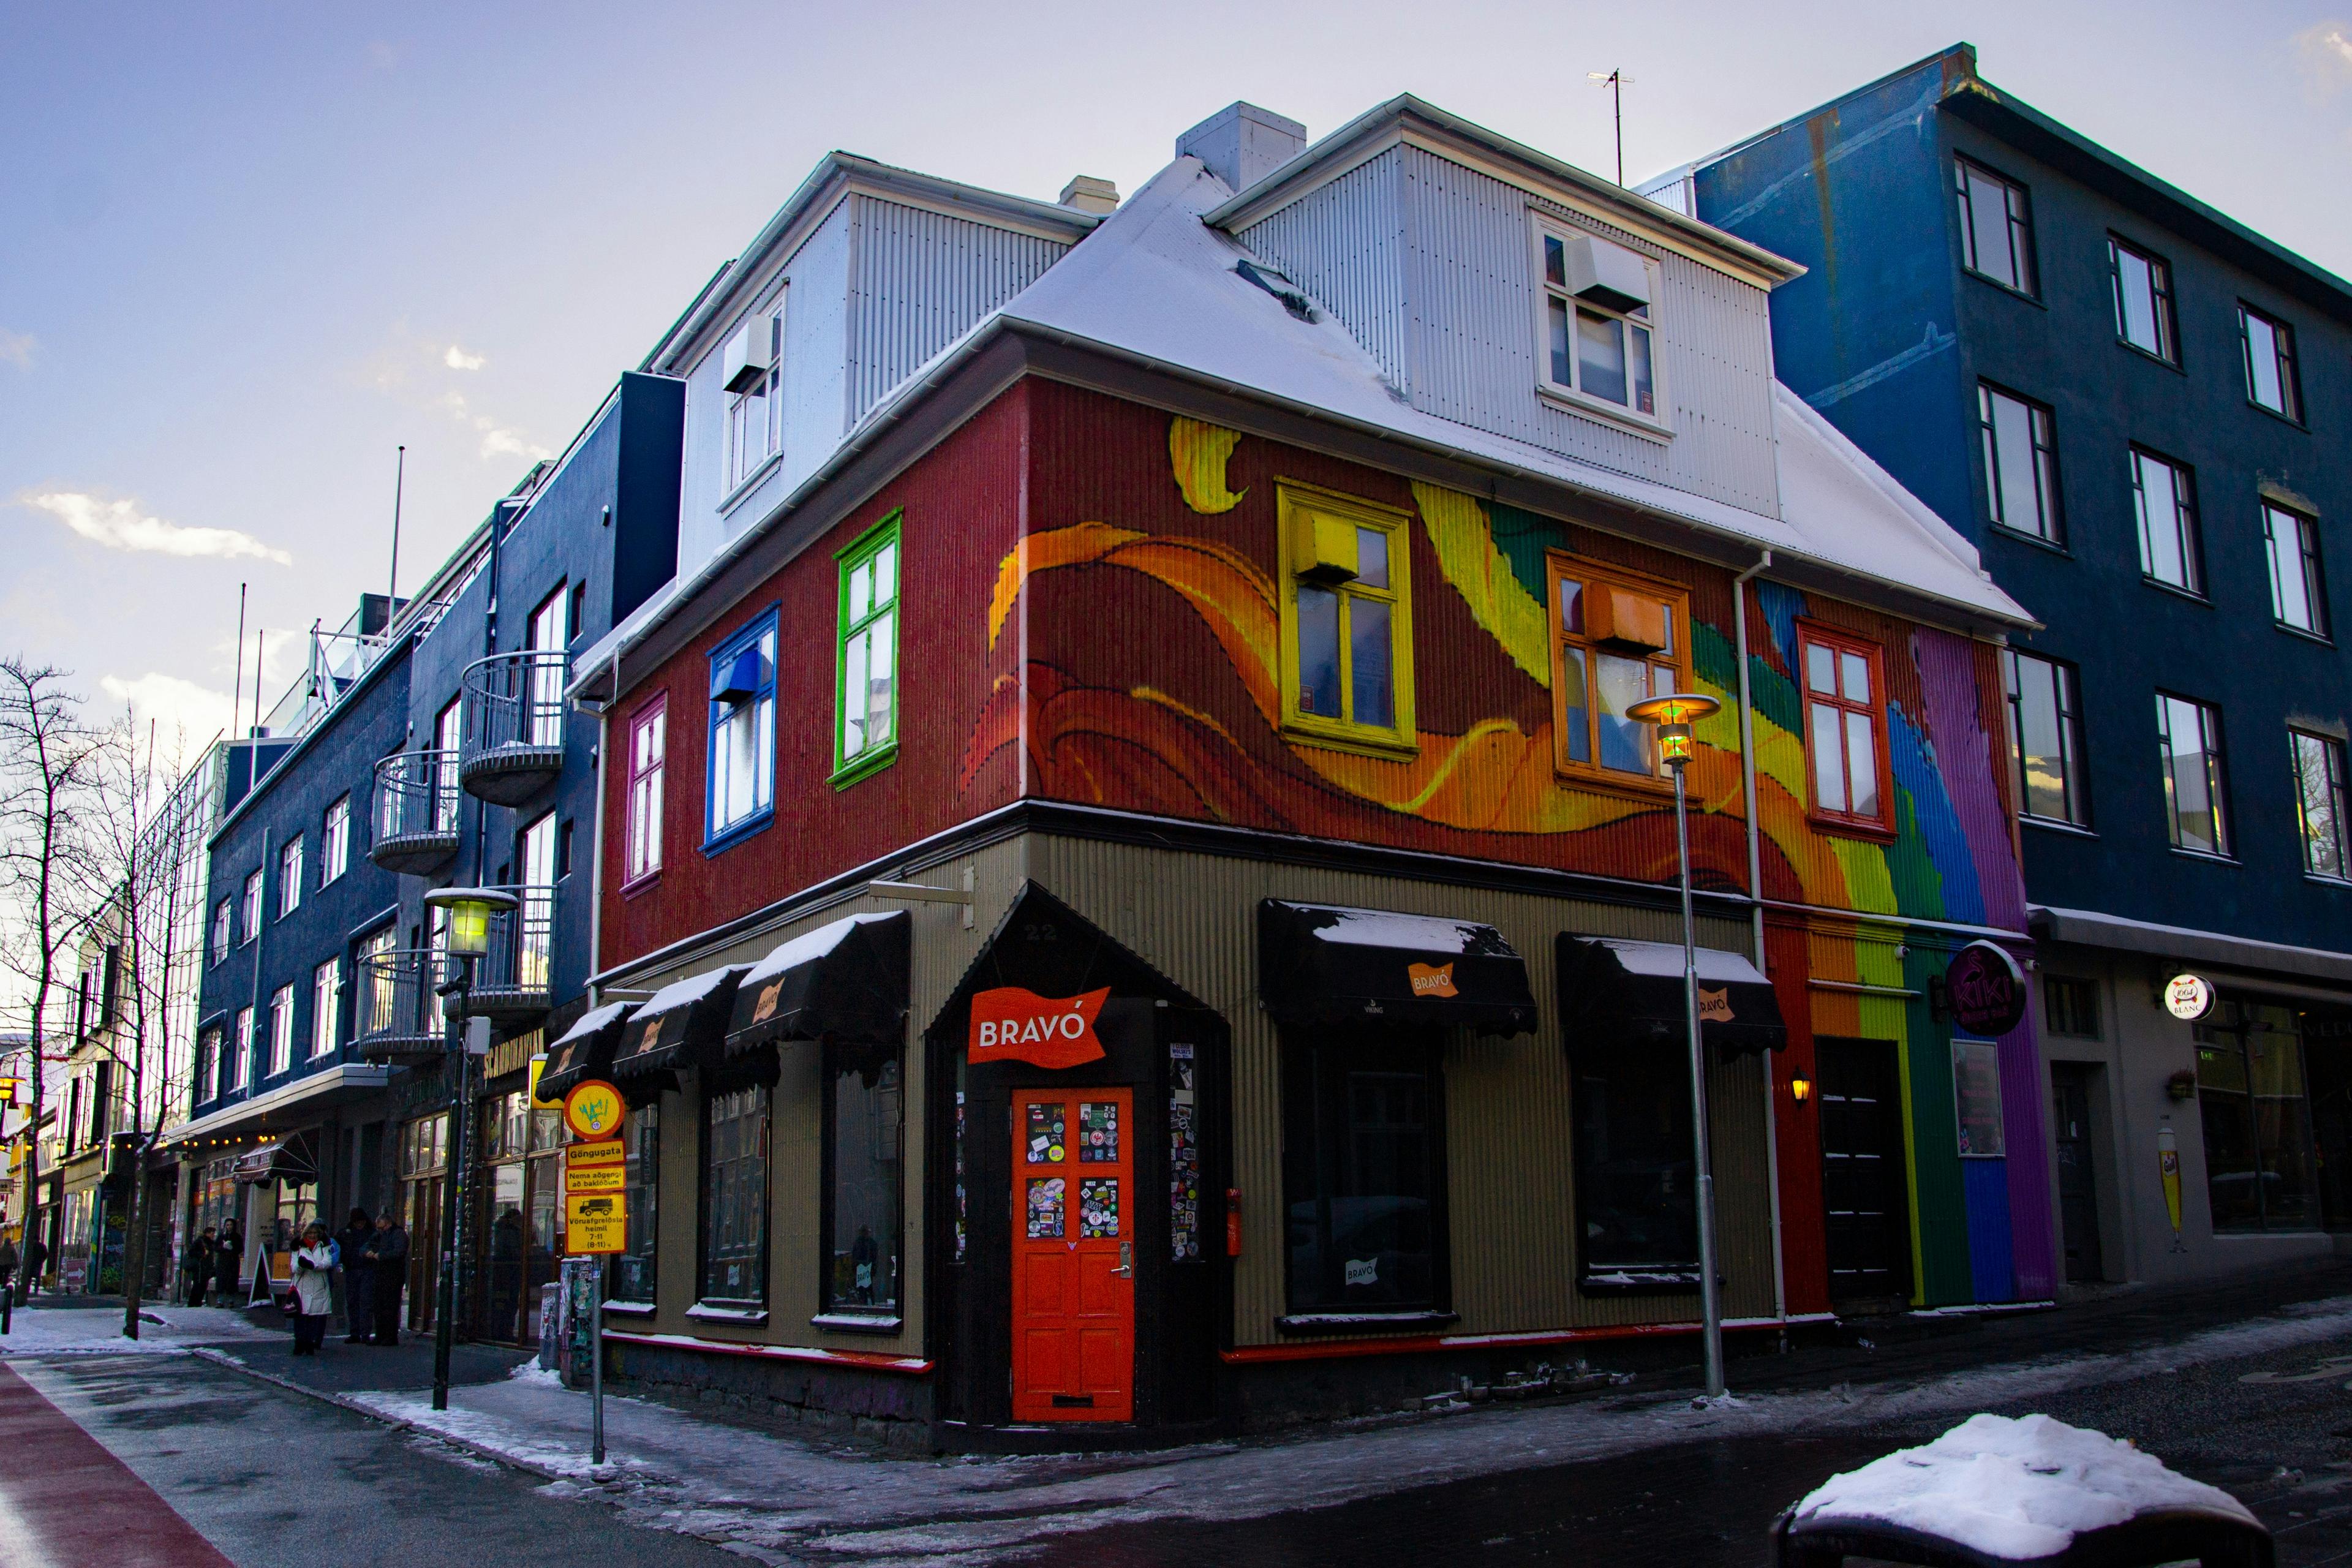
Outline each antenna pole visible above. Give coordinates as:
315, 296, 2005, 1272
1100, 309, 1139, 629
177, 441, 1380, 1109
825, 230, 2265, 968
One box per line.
232, 583, 247, 738
1614, 72, 1624, 185
388, 445, 406, 609
252, 630, 265, 735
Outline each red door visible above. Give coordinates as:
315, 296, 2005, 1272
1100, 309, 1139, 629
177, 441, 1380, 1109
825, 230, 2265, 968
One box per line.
1011, 1087, 1135, 1422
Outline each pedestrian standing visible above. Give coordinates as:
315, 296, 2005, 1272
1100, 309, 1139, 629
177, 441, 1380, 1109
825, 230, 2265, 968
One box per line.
214, 1218, 243, 1303
364, 1212, 409, 1346
184, 1227, 217, 1306
334, 1208, 373, 1344
22, 1235, 48, 1298
0, 1235, 17, 1305
288, 1225, 334, 1357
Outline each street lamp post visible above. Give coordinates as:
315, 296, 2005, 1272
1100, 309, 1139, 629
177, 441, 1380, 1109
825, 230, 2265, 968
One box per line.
420, 886, 516, 1414
1626, 691, 1728, 1400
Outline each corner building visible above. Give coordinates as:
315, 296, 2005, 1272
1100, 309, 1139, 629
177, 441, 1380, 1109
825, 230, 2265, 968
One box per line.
567, 96, 2055, 1445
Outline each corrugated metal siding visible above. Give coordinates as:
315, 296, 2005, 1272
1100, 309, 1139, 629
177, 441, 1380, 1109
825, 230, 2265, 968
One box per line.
845, 195, 1068, 428
1238, 149, 1410, 391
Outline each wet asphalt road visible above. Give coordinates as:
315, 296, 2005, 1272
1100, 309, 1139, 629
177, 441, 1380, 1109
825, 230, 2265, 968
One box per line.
9, 1354, 740, 1568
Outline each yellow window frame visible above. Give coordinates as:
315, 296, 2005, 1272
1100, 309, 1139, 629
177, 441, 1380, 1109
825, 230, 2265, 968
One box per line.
1276, 480, 1417, 759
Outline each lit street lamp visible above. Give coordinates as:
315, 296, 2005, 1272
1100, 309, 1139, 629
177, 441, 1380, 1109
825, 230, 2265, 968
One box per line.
420, 885, 516, 1414
1626, 690, 1728, 1400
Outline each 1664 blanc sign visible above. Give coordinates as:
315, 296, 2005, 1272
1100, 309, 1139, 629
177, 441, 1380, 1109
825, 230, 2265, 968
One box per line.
1944, 941, 2027, 1036
969, 986, 1110, 1068
2163, 973, 2216, 1022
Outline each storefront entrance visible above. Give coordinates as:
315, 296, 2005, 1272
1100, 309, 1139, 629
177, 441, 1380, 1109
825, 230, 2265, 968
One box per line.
1011, 1087, 1136, 1421
1817, 1037, 1913, 1303
2050, 1063, 2105, 1282
398, 1113, 448, 1331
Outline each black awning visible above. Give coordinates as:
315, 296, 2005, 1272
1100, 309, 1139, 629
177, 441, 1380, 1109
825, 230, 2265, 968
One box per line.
1257, 900, 1539, 1038
610, 965, 749, 1080
1556, 935, 1787, 1055
725, 910, 909, 1060
231, 1135, 317, 1185
537, 1000, 638, 1099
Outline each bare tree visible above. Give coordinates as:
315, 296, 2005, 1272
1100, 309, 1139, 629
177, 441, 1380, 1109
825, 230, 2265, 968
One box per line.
0, 660, 108, 1289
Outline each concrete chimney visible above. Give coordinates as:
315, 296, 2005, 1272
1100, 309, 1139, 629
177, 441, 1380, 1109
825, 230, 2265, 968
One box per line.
1058, 175, 1119, 214
1176, 102, 1306, 194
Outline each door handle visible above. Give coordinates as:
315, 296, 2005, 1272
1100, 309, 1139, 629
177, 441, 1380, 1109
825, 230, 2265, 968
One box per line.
1112, 1241, 1133, 1278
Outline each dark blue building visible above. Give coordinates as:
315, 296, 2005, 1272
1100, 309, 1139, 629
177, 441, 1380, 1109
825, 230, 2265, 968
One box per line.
172, 372, 682, 1338
1660, 44, 2352, 1289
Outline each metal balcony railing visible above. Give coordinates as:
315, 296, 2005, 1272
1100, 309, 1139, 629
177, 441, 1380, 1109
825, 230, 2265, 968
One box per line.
370, 750, 461, 874
459, 650, 568, 805
353, 947, 451, 1064
458, 883, 557, 1022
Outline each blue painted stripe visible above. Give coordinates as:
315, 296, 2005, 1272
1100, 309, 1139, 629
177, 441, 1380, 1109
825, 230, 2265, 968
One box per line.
1961, 1157, 2016, 1303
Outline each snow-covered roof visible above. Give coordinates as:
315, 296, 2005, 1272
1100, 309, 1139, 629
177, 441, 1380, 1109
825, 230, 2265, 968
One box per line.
1796, 1414, 2256, 1560
1286, 905, 1499, 954
637, 963, 744, 1018
549, 998, 635, 1050
1588, 938, 1769, 986
742, 911, 898, 986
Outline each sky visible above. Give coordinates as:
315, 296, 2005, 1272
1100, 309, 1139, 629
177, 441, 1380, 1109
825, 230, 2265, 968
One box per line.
5, 0, 2352, 752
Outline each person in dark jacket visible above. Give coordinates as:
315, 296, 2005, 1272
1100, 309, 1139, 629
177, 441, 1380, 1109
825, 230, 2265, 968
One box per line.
184, 1227, 217, 1306
21, 1235, 48, 1298
334, 1208, 373, 1344
364, 1213, 408, 1346
214, 1219, 244, 1302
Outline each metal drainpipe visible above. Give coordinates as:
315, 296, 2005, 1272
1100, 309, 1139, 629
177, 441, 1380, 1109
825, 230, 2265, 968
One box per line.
1732, 549, 1785, 1328
584, 647, 619, 1009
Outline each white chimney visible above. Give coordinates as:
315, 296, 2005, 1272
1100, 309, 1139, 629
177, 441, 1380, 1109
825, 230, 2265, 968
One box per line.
1058, 175, 1119, 214
1176, 102, 1306, 194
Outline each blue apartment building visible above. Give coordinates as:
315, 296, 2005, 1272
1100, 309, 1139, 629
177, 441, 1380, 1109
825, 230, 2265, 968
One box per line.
169, 371, 682, 1341
1654, 44, 2352, 1287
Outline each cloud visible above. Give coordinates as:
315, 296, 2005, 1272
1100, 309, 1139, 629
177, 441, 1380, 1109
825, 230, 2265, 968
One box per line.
0, 331, 32, 371
99, 672, 236, 745
21, 491, 293, 565
2298, 21, 2352, 88
363, 323, 548, 465
436, 390, 552, 463
443, 344, 486, 371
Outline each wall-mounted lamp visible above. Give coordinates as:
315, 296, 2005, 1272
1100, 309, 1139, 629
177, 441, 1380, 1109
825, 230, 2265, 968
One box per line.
1789, 1071, 1814, 1104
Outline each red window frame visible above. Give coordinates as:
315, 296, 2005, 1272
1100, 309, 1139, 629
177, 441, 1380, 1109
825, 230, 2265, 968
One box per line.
1797, 621, 1894, 836
622, 692, 667, 891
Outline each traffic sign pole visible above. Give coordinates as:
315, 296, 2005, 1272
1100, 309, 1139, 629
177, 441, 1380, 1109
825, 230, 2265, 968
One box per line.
589, 1267, 605, 1466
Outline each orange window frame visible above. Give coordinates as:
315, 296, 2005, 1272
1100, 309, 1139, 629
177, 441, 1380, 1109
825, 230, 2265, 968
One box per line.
1544, 551, 1691, 792
1796, 620, 1895, 835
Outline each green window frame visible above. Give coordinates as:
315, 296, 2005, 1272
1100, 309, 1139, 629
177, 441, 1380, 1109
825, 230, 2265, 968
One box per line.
833, 511, 901, 786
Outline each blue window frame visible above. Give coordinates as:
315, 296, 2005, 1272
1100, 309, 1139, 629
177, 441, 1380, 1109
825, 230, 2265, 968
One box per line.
704, 608, 777, 851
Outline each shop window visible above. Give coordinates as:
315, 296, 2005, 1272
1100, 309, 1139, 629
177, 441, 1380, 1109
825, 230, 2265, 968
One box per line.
610, 1104, 658, 1305
1536, 223, 1660, 421
2002, 649, 2087, 827
2108, 237, 2177, 363
700, 1084, 769, 1305
1545, 553, 1688, 785
2292, 729, 2351, 881
823, 1050, 902, 1317
2156, 693, 2230, 857
2239, 304, 2302, 421
2131, 448, 2203, 596
2196, 1002, 2319, 1232
311, 959, 340, 1058
624, 693, 665, 887
1799, 624, 1891, 832
1277, 483, 1415, 756
1978, 383, 2063, 545
2043, 976, 2100, 1039
2264, 503, 2329, 639
1571, 1041, 1697, 1283
321, 795, 350, 886
1281, 1033, 1445, 1315
834, 513, 900, 784
1951, 1040, 2005, 1158
1955, 156, 2037, 296
704, 610, 776, 848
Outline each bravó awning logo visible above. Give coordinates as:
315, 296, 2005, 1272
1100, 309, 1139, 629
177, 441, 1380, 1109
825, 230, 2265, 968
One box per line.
1407, 962, 1457, 998
970, 986, 1112, 1068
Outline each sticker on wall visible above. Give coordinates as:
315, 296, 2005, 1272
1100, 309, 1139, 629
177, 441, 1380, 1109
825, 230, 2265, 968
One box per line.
1079, 1178, 1120, 1238
970, 986, 1112, 1068
953, 1091, 967, 1265
1169, 1044, 1200, 1261
1026, 1102, 1066, 1165
1345, 1257, 1379, 1287
1027, 1177, 1065, 1239
1079, 1101, 1120, 1163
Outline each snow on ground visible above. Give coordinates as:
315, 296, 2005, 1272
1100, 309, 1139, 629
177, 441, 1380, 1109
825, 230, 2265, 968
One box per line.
0, 1305, 283, 1356
337, 1295, 2352, 1565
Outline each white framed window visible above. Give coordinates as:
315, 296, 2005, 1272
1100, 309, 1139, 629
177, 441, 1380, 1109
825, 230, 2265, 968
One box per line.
278, 835, 304, 917
1534, 221, 1660, 424
320, 795, 349, 886
625, 694, 666, 886
2264, 502, 2329, 638
231, 1007, 254, 1092
210, 900, 231, 967
241, 870, 262, 943
724, 303, 785, 492
311, 959, 341, 1058
268, 984, 295, 1076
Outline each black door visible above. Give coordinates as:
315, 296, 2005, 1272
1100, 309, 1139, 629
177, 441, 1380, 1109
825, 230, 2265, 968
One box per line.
1817, 1038, 1912, 1303
2049, 1064, 2105, 1282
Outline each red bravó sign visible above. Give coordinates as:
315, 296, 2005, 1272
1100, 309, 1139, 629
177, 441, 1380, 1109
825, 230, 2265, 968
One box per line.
969, 986, 1111, 1068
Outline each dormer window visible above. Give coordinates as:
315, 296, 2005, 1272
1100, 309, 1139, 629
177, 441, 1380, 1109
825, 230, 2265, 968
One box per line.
723, 301, 783, 494
1537, 224, 1659, 423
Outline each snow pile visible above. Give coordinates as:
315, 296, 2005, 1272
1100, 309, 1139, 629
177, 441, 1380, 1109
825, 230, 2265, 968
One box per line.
1796, 1413, 2256, 1559
0, 1305, 283, 1357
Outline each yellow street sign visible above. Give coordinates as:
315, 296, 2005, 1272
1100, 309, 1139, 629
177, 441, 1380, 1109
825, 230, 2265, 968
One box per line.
568, 1215, 626, 1255
566, 1190, 626, 1255
567, 1137, 625, 1167
565, 1164, 624, 1194
0, 1077, 20, 1106
563, 1080, 624, 1142
528, 1055, 562, 1109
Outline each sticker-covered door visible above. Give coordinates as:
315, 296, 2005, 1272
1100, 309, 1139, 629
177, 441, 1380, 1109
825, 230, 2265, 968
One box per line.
1010, 1087, 1134, 1421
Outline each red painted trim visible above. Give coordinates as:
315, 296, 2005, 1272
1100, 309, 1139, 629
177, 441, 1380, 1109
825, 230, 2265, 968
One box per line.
1218, 1316, 1809, 1365
603, 1328, 933, 1376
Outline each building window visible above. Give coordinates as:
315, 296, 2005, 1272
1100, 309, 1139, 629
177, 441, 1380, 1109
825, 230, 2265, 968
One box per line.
725, 306, 783, 491
231, 1007, 254, 1092
1537, 227, 1657, 419
2291, 729, 2350, 881
705, 611, 776, 846
701, 1084, 768, 1305
355, 924, 398, 1041
267, 984, 295, 1077
210, 900, 231, 968
1545, 553, 1687, 783
1978, 384, 2062, 545
624, 695, 665, 886
194, 1026, 220, 1106
1955, 156, 2037, 295
311, 959, 341, 1058
834, 514, 900, 782
2196, 1002, 2318, 1232
1277, 483, 1415, 755
2131, 448, 2203, 595
610, 1104, 658, 1305
241, 870, 262, 944
278, 835, 304, 917
2002, 649, 2087, 826
320, 795, 349, 886
824, 1050, 902, 1317
1283, 1033, 1444, 1314
2156, 693, 2230, 857
2239, 304, 2302, 421
2264, 503, 2329, 638
2108, 237, 2176, 363
2044, 976, 2100, 1039
1571, 1033, 1698, 1283
1800, 625, 1890, 831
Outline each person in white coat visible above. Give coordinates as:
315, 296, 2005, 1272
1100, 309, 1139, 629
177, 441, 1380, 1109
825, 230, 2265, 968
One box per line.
288, 1224, 336, 1357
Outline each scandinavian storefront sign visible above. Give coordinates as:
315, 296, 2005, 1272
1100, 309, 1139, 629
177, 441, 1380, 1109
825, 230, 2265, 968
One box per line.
1943, 941, 2027, 1036
2163, 973, 2216, 1022
969, 986, 1110, 1068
